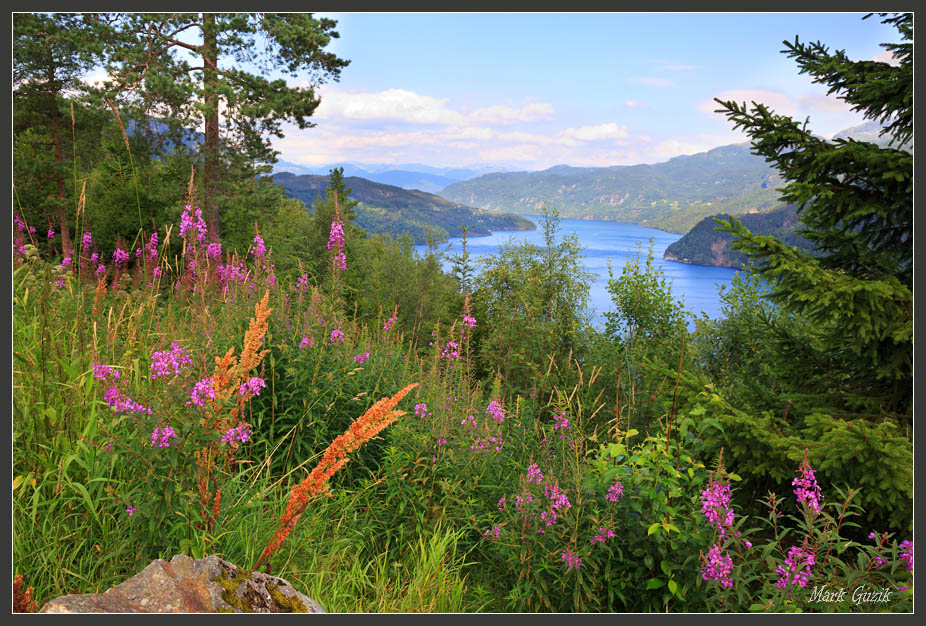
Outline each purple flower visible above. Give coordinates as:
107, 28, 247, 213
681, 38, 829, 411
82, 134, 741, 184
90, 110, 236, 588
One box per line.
329, 328, 344, 344
899, 540, 913, 572
497, 497, 506, 511
221, 424, 253, 444
793, 450, 823, 515
95, 264, 107, 278
485, 400, 505, 423
81, 231, 92, 251
526, 463, 544, 485
591, 527, 616, 544
701, 543, 734, 588
482, 525, 501, 541
561, 549, 581, 570
300, 336, 314, 349
353, 351, 370, 364
383, 315, 398, 331
14, 216, 25, 232
150, 343, 193, 379
701, 472, 735, 536
126, 505, 137, 516
238, 376, 266, 398
414, 403, 429, 418
553, 411, 569, 437
47, 227, 55, 240
61, 255, 72, 268
151, 425, 178, 448
92, 363, 120, 382
179, 205, 207, 243
207, 241, 222, 261
775, 545, 815, 594
606, 480, 624, 504
145, 232, 159, 261
251, 234, 266, 259
188, 376, 216, 407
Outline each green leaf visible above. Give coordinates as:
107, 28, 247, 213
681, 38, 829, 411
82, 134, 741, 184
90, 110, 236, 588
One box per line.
646, 578, 664, 590
647, 522, 660, 536
668, 579, 678, 595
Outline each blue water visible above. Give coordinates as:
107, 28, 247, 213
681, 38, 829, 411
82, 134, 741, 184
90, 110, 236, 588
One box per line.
413, 215, 739, 329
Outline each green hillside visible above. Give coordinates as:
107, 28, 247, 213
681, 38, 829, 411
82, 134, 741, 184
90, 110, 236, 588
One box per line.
273, 172, 535, 243
440, 144, 784, 234
663, 204, 815, 268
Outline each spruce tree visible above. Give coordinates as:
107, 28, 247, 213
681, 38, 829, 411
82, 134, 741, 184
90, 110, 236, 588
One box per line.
713, 13, 912, 421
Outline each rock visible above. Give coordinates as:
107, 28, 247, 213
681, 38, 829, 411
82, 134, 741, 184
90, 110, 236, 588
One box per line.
39, 555, 325, 613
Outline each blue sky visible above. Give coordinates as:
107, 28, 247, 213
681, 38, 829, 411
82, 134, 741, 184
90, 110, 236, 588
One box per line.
267, 13, 902, 171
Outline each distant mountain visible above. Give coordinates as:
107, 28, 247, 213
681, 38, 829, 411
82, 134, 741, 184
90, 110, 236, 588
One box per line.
831, 120, 911, 151
272, 172, 535, 244
663, 205, 815, 268
272, 161, 510, 192
440, 143, 783, 234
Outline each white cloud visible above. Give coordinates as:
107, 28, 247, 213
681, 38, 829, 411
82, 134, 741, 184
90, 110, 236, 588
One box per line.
559, 123, 629, 142
873, 50, 901, 66
631, 77, 675, 88
314, 87, 554, 126
624, 100, 651, 109
798, 93, 854, 113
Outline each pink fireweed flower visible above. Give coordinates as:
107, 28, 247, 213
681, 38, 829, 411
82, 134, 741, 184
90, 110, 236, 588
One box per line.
92, 364, 120, 383
145, 232, 159, 261
383, 315, 398, 331
483, 525, 501, 541
498, 497, 506, 511
462, 314, 476, 329
327, 218, 345, 250
136, 247, 143, 259
561, 550, 581, 570
238, 376, 266, 398
179, 205, 207, 243
61, 255, 72, 268
81, 231, 92, 251
150, 343, 193, 380
592, 527, 616, 544
329, 328, 344, 343
899, 540, 913, 572
207, 241, 222, 262
414, 403, 429, 418
701, 543, 734, 589
90, 252, 99, 265
153, 267, 162, 279
300, 336, 314, 349
485, 400, 505, 423
353, 351, 370, 364
553, 411, 569, 437
54, 278, 66, 289
14, 216, 26, 232
103, 386, 152, 415
47, 227, 55, 239
296, 273, 310, 293
470, 435, 503, 453
188, 376, 216, 407
606, 480, 624, 504
793, 450, 823, 515
460, 414, 477, 428
251, 234, 266, 259
221, 423, 252, 444
775, 545, 815, 594
701, 472, 735, 536
126, 505, 137, 516
28, 225, 36, 234
526, 463, 544, 485
95, 264, 107, 278
151, 425, 178, 448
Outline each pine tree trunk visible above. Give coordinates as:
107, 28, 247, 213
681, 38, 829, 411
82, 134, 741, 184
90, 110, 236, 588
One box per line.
48, 77, 71, 254
202, 13, 221, 239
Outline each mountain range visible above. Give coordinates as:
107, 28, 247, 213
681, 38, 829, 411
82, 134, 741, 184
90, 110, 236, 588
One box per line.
273, 161, 507, 194
272, 172, 535, 244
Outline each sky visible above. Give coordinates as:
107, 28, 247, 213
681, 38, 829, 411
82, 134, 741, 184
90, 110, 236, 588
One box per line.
267, 12, 901, 172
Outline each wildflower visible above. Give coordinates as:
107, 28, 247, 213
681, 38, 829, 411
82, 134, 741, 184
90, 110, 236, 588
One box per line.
55, 278, 65, 289
353, 351, 370, 364
207, 241, 222, 262
179, 205, 207, 243
414, 403, 429, 418
383, 315, 398, 331
296, 273, 310, 293
81, 231, 92, 251
126, 505, 137, 516
606, 480, 624, 504
14, 216, 25, 232
462, 314, 476, 329
112, 247, 129, 266
899, 540, 913, 572
251, 234, 266, 259
527, 463, 544, 485
485, 400, 505, 423
150, 343, 193, 379
470, 435, 503, 453
92, 363, 120, 383
300, 336, 314, 349
153, 267, 162, 279
47, 227, 55, 239
90, 252, 99, 264
238, 376, 266, 398
561, 550, 581, 570
145, 232, 159, 261
151, 425, 178, 448
256, 383, 419, 569
498, 497, 506, 511
793, 450, 823, 515
28, 225, 36, 234
701, 472, 735, 536
460, 414, 477, 428
95, 264, 107, 278
701, 543, 734, 588
136, 247, 143, 258
483, 525, 501, 541
188, 376, 216, 407
221, 423, 253, 444
553, 411, 569, 437
775, 545, 815, 593
592, 527, 616, 544
329, 328, 344, 344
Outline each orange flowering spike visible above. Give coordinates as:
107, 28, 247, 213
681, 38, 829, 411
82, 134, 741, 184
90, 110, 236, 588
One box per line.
255, 383, 419, 569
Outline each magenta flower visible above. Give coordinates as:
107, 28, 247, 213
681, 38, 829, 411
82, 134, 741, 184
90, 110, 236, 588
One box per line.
553, 411, 569, 437
329, 328, 344, 343
701, 543, 734, 588
606, 480, 624, 504
299, 336, 314, 349
353, 351, 370, 364
126, 505, 137, 517
81, 231, 92, 251
701, 471, 735, 536
14, 216, 25, 232
485, 400, 505, 423
899, 540, 913, 572
95, 264, 107, 278
221, 424, 253, 444
179, 205, 207, 243
151, 425, 178, 448
592, 527, 616, 544
526, 463, 544, 485
775, 545, 815, 594
145, 232, 159, 261
188, 376, 216, 407
383, 315, 398, 331
92, 363, 120, 383
207, 241, 222, 262
482, 525, 501, 541
793, 450, 823, 515
414, 403, 429, 418
561, 549, 582, 570
47, 227, 55, 240
150, 343, 193, 380
238, 376, 266, 398
251, 234, 266, 259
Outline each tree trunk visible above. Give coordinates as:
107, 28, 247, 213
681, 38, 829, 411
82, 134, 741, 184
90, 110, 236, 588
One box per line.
48, 76, 71, 254
202, 13, 221, 239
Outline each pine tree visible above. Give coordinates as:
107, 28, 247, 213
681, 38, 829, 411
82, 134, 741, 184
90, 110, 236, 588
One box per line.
713, 13, 912, 421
